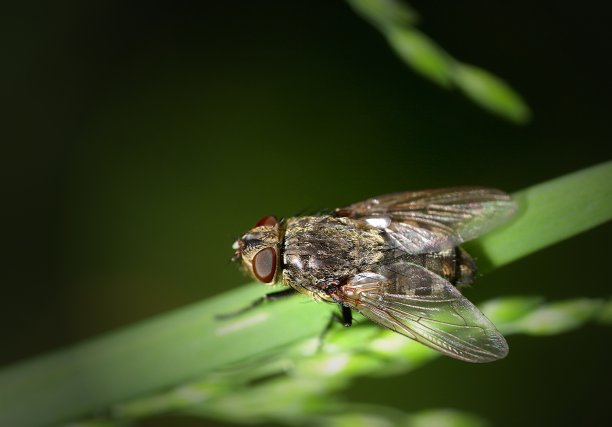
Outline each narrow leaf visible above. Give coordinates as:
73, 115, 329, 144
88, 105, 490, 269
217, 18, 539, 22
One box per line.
453, 62, 531, 123
385, 28, 453, 87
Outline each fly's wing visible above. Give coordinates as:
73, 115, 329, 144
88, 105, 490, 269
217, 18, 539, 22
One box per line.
340, 262, 508, 362
335, 187, 516, 253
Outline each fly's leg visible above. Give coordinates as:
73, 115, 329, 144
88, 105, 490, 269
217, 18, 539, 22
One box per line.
317, 303, 353, 351
215, 288, 297, 320
340, 305, 352, 327
316, 278, 354, 349
323, 280, 353, 329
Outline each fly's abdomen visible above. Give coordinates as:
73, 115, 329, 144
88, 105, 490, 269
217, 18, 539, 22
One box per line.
454, 247, 477, 286
402, 247, 476, 287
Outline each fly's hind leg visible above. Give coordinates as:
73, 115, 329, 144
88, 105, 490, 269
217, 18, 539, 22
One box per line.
215, 288, 297, 320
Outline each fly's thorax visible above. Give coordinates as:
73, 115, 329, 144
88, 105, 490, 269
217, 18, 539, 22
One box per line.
281, 216, 387, 295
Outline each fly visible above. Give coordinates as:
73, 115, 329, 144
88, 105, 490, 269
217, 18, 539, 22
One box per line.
227, 187, 516, 363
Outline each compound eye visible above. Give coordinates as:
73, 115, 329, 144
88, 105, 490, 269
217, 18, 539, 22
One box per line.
255, 215, 278, 227
252, 247, 277, 283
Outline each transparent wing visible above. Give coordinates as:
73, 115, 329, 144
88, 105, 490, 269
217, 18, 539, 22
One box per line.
335, 187, 516, 253
340, 262, 508, 362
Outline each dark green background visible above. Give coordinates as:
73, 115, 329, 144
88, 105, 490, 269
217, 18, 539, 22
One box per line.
2, 1, 611, 426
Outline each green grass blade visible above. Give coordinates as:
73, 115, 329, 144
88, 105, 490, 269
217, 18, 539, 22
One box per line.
385, 28, 453, 87
466, 159, 612, 271
0, 161, 611, 427
104, 296, 610, 426
453, 63, 532, 124
0, 286, 332, 427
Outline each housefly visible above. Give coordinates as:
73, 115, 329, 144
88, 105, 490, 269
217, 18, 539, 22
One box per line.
228, 187, 516, 363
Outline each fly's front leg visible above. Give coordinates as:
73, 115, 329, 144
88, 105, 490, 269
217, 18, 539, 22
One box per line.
215, 288, 297, 320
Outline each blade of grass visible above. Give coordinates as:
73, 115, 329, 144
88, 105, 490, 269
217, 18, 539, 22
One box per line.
0, 287, 334, 427
1, 160, 611, 427
89, 296, 610, 426
465, 159, 612, 271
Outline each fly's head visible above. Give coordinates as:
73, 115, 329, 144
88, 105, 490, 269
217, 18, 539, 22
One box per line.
232, 216, 281, 284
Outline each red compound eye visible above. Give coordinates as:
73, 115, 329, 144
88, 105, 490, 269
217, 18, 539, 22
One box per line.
252, 247, 277, 283
255, 215, 278, 227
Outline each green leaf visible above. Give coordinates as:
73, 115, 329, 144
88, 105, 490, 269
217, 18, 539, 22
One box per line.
598, 298, 612, 325
385, 28, 453, 87
479, 296, 545, 329
0, 286, 333, 427
408, 409, 488, 427
510, 299, 605, 335
465, 160, 612, 271
348, 0, 419, 28
346, 0, 532, 123
453, 62, 531, 123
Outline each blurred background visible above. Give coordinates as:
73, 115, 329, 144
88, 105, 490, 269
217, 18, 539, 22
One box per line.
2, 1, 611, 426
